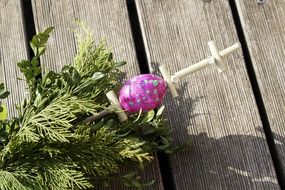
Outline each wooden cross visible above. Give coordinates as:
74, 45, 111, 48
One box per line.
159, 41, 240, 97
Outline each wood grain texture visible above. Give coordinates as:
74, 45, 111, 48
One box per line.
235, 0, 285, 176
31, 0, 163, 189
136, 0, 279, 189
0, 0, 28, 117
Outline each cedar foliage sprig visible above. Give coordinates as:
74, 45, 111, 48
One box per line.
0, 27, 175, 190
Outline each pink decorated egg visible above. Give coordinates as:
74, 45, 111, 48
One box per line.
119, 74, 167, 113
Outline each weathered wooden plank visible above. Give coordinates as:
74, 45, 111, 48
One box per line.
136, 0, 279, 189
0, 0, 28, 117
31, 0, 163, 189
235, 0, 285, 177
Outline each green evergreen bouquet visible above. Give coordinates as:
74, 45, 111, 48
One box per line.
0, 27, 177, 189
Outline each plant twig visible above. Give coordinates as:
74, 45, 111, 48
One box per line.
82, 110, 111, 124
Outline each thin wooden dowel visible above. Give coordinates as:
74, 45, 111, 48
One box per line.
82, 110, 110, 124
106, 90, 128, 122
159, 65, 179, 97
172, 58, 212, 81
220, 43, 240, 57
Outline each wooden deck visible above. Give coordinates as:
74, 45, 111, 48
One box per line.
0, 0, 284, 189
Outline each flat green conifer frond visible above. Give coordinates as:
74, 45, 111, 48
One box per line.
0, 26, 177, 190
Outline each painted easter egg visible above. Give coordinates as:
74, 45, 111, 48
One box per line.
119, 74, 167, 113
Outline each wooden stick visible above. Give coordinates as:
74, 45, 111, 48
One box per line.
171, 41, 240, 82
171, 57, 214, 82
82, 110, 111, 124
220, 43, 240, 57
106, 90, 128, 122
159, 65, 179, 97
78, 91, 128, 125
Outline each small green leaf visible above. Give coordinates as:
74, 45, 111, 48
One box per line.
144, 127, 159, 135
43, 27, 54, 35
115, 61, 126, 67
92, 72, 105, 80
34, 67, 42, 76
142, 110, 155, 123
158, 144, 171, 150
0, 104, 7, 120
45, 78, 51, 85
108, 52, 113, 61
156, 106, 165, 117
122, 172, 154, 189
30, 40, 38, 56
160, 136, 170, 144
169, 139, 192, 154
29, 27, 54, 57
17, 59, 39, 90
123, 172, 136, 180
141, 180, 155, 187
117, 130, 132, 137
38, 47, 46, 56
31, 57, 39, 67
130, 180, 142, 188
0, 91, 10, 99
